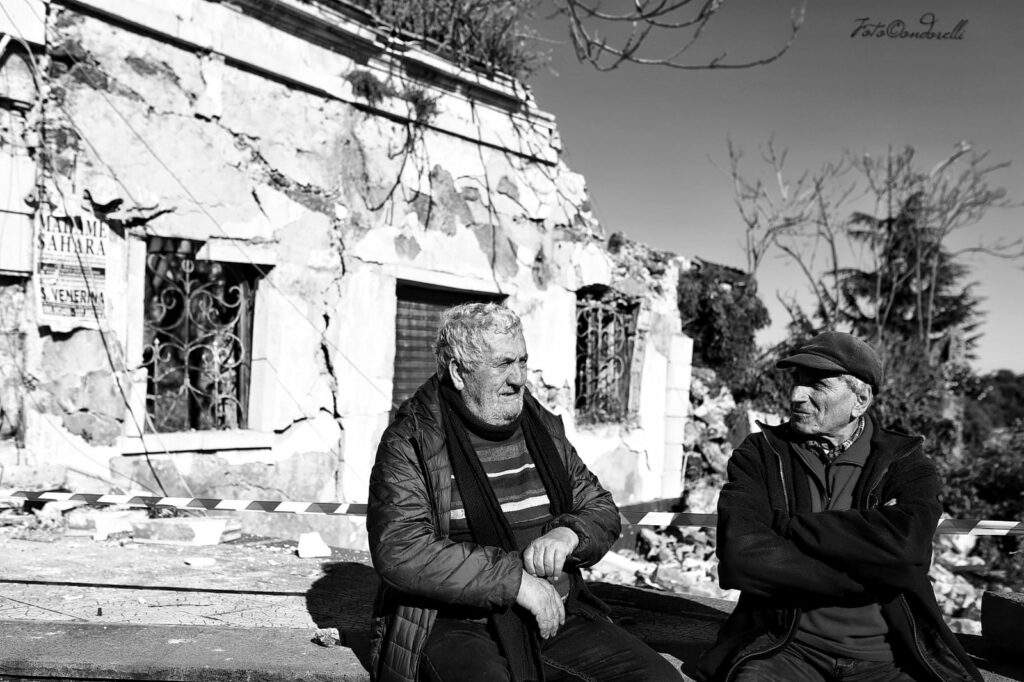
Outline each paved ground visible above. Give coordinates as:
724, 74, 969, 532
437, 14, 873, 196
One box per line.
0, 532, 369, 630
0, 522, 1021, 681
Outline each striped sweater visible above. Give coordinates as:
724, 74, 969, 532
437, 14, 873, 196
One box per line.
448, 425, 553, 549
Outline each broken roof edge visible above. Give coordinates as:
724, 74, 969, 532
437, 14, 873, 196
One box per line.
57, 0, 561, 162
248, 0, 553, 118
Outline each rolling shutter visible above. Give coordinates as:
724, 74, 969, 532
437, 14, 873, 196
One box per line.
392, 283, 503, 415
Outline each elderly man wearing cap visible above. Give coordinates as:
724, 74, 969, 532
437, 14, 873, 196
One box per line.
697, 331, 981, 682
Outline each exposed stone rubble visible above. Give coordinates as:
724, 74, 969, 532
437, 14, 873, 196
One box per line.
930, 528, 985, 634
583, 526, 736, 600
681, 367, 738, 513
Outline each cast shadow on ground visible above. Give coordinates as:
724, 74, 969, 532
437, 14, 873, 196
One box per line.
305, 561, 381, 673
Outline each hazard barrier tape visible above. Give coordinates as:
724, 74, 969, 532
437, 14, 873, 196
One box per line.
2, 490, 1022, 535
2, 490, 367, 516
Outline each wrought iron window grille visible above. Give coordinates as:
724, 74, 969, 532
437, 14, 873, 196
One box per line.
575, 287, 639, 424
142, 238, 258, 433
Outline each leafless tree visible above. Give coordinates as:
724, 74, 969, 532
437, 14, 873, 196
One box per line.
728, 139, 1020, 356
727, 136, 856, 324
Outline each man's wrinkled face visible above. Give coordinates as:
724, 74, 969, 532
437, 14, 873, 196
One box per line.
788, 367, 861, 439
452, 329, 528, 427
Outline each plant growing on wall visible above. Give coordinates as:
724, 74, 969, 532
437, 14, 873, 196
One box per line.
352, 0, 805, 80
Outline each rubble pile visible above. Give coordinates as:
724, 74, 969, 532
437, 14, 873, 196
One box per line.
587, 522, 995, 633
583, 526, 739, 602
681, 367, 738, 513
930, 530, 986, 634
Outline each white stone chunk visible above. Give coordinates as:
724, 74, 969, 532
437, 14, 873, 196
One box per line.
297, 531, 332, 558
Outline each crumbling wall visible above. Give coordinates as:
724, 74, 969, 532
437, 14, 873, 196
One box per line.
559, 235, 693, 505
10, 1, 692, 546
0, 279, 27, 445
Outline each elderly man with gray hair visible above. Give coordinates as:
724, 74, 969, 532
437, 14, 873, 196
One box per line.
699, 331, 981, 682
368, 303, 679, 682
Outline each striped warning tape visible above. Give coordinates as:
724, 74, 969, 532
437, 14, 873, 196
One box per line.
623, 511, 1024, 536
1, 490, 367, 516
2, 490, 1021, 535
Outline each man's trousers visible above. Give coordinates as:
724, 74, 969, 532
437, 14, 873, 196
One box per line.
419, 611, 681, 681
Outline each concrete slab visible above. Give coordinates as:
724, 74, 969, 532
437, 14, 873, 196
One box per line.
0, 620, 369, 681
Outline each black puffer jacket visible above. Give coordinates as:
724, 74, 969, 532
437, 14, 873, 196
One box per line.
366, 376, 621, 682
697, 416, 982, 682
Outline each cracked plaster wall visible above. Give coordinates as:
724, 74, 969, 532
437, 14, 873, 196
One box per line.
5, 1, 693, 546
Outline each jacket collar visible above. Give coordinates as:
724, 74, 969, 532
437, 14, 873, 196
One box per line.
759, 413, 922, 471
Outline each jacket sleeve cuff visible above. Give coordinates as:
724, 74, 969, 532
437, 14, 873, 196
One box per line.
544, 513, 605, 566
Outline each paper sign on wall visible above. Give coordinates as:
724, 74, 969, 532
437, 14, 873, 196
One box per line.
35, 209, 108, 331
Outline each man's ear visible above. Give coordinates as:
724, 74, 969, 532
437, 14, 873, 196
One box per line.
851, 385, 872, 419
448, 359, 466, 391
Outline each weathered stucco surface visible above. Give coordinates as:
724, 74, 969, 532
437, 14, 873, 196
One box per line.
0, 0, 693, 548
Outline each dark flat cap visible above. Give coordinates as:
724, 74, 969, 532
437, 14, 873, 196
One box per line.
776, 331, 884, 391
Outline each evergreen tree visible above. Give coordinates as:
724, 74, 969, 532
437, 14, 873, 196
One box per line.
836, 190, 982, 359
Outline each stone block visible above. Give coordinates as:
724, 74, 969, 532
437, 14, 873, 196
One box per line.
982, 590, 1024, 653
297, 531, 331, 558
66, 508, 148, 540
61, 411, 122, 446
129, 517, 242, 546
0, 462, 67, 489
40, 329, 109, 378
653, 565, 703, 591
80, 370, 124, 419
33, 500, 85, 525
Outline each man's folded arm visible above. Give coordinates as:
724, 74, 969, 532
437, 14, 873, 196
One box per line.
717, 443, 869, 601
367, 439, 522, 609
776, 455, 941, 585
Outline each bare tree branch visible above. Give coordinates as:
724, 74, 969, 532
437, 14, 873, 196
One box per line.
730, 139, 1019, 361
555, 0, 805, 71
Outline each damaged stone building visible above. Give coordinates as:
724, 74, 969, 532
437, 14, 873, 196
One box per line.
0, 0, 693, 547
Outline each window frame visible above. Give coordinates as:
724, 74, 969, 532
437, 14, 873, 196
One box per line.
574, 285, 641, 425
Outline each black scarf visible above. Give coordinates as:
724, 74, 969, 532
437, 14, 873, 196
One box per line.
438, 381, 573, 682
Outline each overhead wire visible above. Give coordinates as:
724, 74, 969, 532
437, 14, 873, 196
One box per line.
0, 5, 178, 495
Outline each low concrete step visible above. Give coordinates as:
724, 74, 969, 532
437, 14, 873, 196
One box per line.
0, 620, 369, 681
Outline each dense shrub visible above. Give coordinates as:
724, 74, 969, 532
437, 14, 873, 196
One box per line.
352, 1, 545, 80
677, 261, 769, 389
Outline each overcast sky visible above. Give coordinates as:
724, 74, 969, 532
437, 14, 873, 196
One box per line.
531, 0, 1023, 373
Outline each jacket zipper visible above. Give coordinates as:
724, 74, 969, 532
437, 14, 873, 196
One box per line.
899, 594, 943, 681
762, 436, 791, 514
884, 439, 949, 682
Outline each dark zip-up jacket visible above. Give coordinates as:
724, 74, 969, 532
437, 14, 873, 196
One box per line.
697, 415, 982, 682
366, 376, 621, 682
